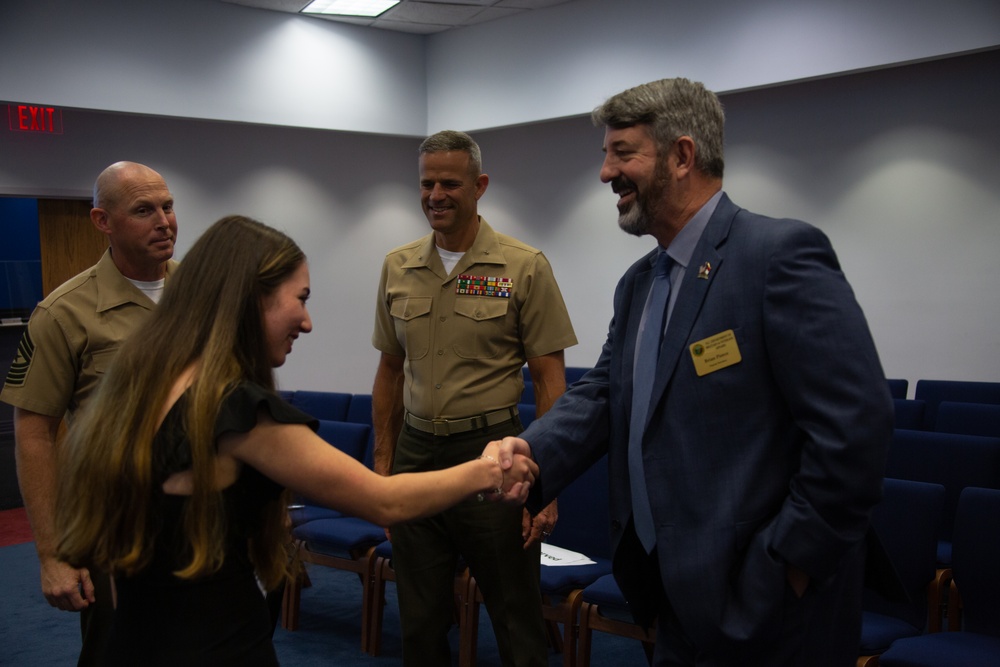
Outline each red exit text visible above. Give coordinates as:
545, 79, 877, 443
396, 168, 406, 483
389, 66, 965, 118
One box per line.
8, 105, 64, 134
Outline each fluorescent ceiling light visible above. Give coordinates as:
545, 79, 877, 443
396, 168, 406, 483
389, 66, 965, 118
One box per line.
301, 0, 400, 17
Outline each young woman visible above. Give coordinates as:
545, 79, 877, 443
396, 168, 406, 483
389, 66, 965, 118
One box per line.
56, 215, 534, 665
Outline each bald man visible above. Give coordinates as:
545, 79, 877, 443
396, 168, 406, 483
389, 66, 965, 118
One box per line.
1, 161, 178, 666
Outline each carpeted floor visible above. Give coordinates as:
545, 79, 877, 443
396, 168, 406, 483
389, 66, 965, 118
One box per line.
0, 532, 649, 666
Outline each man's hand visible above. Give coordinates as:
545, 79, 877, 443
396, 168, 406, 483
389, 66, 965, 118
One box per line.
41, 556, 94, 611
482, 437, 537, 504
522, 500, 558, 548
492, 436, 537, 503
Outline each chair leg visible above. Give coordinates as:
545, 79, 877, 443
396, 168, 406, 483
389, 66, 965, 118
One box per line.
367, 557, 391, 656
577, 602, 594, 667
562, 589, 585, 667
280, 540, 310, 631
543, 596, 564, 653
281, 571, 302, 631
359, 551, 377, 654
458, 573, 480, 667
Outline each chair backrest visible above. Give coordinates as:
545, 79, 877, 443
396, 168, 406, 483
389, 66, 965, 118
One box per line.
887, 378, 909, 400
565, 367, 591, 385
345, 394, 376, 468
893, 398, 926, 431
517, 403, 536, 428
951, 487, 1000, 635
290, 390, 352, 421
346, 394, 373, 426
934, 401, 1000, 438
885, 430, 1000, 545
316, 419, 372, 462
866, 478, 945, 629
521, 381, 535, 405
548, 455, 611, 561
914, 380, 1000, 430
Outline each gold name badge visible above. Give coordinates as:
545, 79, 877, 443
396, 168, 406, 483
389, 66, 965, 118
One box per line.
689, 329, 742, 377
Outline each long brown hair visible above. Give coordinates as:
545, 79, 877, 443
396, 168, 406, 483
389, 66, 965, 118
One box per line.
57, 215, 305, 589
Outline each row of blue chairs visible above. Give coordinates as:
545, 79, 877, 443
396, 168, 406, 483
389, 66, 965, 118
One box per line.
275, 378, 573, 661
861, 380, 1000, 665
277, 376, 999, 664
276, 375, 634, 665
892, 379, 1000, 435
863, 485, 1000, 666
520, 366, 591, 406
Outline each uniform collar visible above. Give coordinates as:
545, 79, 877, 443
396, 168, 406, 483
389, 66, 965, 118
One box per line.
402, 216, 506, 276
94, 248, 177, 313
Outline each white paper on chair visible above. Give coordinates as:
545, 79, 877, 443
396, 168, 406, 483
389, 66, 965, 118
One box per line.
540, 543, 597, 566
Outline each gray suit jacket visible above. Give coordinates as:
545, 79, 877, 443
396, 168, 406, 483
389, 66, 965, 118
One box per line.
523, 193, 893, 653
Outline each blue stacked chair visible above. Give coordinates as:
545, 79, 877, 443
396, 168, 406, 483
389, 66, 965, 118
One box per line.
934, 401, 1000, 438
517, 402, 537, 428
879, 487, 1000, 665
576, 573, 655, 667
914, 380, 1000, 431
893, 399, 927, 430
281, 419, 384, 655
345, 393, 375, 466
887, 378, 909, 400
858, 478, 946, 664
537, 455, 613, 667
367, 541, 477, 660
521, 380, 535, 405
287, 389, 352, 421
443, 454, 613, 667
884, 429, 1000, 567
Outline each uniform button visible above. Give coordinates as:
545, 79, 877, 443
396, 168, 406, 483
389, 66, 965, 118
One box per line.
435, 384, 442, 389
440, 316, 447, 322
476, 311, 483, 317
437, 349, 444, 356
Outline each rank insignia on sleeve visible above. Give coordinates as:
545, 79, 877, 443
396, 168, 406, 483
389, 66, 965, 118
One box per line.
456, 275, 512, 298
4, 328, 35, 387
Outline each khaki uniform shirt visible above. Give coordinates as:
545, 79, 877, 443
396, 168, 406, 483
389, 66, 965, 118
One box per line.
1, 249, 179, 422
373, 217, 577, 420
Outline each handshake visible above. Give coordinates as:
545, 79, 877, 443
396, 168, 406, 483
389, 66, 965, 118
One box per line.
477, 437, 537, 504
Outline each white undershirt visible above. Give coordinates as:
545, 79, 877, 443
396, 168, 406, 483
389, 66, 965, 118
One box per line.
128, 278, 166, 304
437, 247, 465, 276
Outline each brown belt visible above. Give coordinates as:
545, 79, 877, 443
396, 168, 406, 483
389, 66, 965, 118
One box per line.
404, 406, 519, 437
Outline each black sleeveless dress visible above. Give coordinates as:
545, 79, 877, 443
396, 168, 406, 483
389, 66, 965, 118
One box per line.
107, 383, 316, 666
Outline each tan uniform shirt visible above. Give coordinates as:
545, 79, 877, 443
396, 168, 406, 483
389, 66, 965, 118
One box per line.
1, 249, 179, 422
373, 217, 576, 420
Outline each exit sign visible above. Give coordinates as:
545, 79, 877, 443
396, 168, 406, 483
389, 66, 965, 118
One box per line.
8, 104, 63, 134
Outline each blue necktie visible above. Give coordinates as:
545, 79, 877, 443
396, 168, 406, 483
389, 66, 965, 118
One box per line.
628, 251, 671, 553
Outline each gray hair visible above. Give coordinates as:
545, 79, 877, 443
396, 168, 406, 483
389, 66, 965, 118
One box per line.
419, 130, 483, 176
592, 78, 725, 178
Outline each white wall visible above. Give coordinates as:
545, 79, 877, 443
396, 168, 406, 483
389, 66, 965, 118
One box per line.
0, 0, 428, 136
426, 0, 1000, 131
2, 50, 996, 392
2, 0, 997, 136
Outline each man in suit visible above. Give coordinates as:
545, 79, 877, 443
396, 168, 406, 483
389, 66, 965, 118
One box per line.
495, 78, 894, 665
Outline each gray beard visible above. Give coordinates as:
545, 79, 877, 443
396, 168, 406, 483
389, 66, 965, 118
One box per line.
618, 200, 651, 237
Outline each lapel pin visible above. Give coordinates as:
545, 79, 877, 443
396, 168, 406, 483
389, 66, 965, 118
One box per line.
697, 261, 712, 280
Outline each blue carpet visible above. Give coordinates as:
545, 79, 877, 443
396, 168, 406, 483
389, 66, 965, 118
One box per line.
1, 542, 648, 665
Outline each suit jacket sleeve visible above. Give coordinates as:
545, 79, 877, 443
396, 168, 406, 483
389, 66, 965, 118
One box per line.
761, 221, 893, 579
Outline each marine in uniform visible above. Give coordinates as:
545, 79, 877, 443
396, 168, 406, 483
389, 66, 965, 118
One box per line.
1, 161, 177, 666
371, 131, 576, 666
